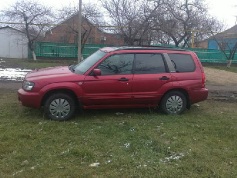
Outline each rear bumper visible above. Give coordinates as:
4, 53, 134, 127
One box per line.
189, 88, 208, 104
18, 89, 42, 108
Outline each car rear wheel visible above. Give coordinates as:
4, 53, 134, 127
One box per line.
44, 93, 75, 121
160, 91, 187, 114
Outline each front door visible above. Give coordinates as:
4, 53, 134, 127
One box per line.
82, 53, 134, 107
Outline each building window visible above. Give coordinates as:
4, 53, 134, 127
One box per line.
87, 37, 95, 44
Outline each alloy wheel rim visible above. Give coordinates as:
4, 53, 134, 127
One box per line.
49, 98, 70, 119
166, 95, 183, 114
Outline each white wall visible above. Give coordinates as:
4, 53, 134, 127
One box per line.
0, 28, 28, 59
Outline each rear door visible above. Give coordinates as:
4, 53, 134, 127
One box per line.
167, 53, 198, 85
82, 53, 134, 107
131, 53, 172, 105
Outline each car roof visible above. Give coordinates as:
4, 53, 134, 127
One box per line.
100, 46, 188, 53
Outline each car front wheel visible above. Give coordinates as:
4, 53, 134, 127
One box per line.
160, 91, 187, 114
44, 93, 75, 121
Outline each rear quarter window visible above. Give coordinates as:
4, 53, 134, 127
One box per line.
168, 53, 195, 72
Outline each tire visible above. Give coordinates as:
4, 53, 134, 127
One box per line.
160, 91, 187, 114
44, 93, 75, 121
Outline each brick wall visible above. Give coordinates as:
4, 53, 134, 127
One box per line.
44, 14, 124, 46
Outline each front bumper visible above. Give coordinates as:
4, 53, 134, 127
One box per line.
18, 88, 42, 108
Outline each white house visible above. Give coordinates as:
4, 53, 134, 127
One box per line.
0, 26, 28, 59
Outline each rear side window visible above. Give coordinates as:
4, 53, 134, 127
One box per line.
168, 54, 195, 72
134, 54, 166, 74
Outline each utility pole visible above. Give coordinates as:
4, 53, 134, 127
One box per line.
78, 0, 82, 63
191, 30, 194, 48
235, 5, 237, 24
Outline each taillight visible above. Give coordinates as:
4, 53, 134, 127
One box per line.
202, 72, 206, 88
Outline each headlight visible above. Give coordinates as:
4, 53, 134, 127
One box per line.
22, 81, 35, 91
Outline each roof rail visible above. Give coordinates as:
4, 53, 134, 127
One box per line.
113, 46, 188, 51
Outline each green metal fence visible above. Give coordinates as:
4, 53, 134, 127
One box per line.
35, 42, 106, 59
190, 48, 237, 63
35, 42, 237, 63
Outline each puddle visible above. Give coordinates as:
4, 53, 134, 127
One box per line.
0, 68, 32, 81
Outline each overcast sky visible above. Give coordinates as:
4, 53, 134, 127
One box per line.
0, 0, 237, 29
206, 0, 237, 28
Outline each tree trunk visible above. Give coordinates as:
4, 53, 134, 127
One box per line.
227, 60, 232, 68
227, 42, 237, 68
32, 50, 37, 61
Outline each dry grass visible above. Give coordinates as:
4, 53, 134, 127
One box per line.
204, 67, 237, 86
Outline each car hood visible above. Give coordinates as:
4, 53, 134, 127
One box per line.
25, 66, 85, 84
26, 66, 71, 78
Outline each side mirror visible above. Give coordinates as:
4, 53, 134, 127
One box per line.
93, 69, 101, 76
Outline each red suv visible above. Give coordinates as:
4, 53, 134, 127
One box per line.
18, 47, 208, 121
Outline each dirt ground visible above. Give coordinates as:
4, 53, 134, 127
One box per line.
0, 67, 237, 101
0, 81, 21, 90
204, 67, 237, 86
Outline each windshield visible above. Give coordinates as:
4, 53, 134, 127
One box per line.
74, 50, 107, 74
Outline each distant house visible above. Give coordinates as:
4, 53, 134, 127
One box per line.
208, 25, 237, 50
0, 26, 28, 59
44, 14, 124, 46
193, 39, 208, 49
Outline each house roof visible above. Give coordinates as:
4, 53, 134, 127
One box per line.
49, 13, 87, 31
49, 13, 103, 32
211, 25, 237, 39
49, 13, 116, 35
0, 26, 25, 34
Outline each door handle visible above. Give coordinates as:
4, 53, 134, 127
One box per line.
118, 77, 129, 81
159, 76, 170, 80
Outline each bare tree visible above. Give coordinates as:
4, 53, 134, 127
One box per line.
100, 0, 164, 46
100, 0, 222, 47
56, 3, 104, 50
2, 0, 53, 60
211, 31, 237, 68
152, 0, 222, 47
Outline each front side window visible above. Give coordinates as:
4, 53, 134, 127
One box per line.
168, 54, 195, 72
134, 54, 166, 74
97, 54, 134, 75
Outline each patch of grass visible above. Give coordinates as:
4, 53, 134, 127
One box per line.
1, 89, 237, 177
1, 58, 77, 69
